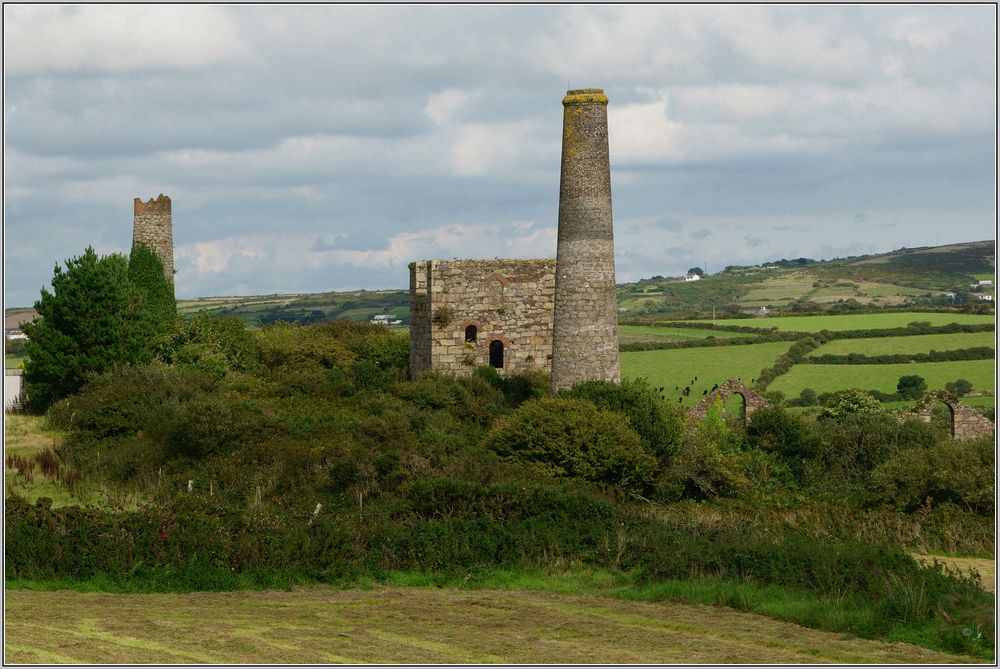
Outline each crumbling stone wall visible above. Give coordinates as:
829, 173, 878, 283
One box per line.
133, 194, 174, 283
409, 259, 555, 378
689, 379, 770, 424
551, 88, 620, 391
903, 391, 995, 440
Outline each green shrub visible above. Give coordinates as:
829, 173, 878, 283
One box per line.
565, 378, 684, 463
473, 366, 550, 408
481, 397, 656, 493
869, 435, 995, 514
158, 314, 259, 375
659, 422, 747, 501
819, 389, 888, 420
744, 406, 820, 462
897, 375, 928, 400
814, 413, 909, 483
47, 364, 216, 439
146, 397, 274, 460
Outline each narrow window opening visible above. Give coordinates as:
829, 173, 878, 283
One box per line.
465, 325, 478, 343
489, 340, 504, 369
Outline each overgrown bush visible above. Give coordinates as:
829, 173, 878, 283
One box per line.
158, 313, 260, 376
743, 406, 820, 464
47, 364, 216, 439
481, 397, 656, 493
869, 435, 995, 514
564, 378, 684, 463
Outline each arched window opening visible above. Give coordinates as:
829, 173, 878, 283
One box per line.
489, 340, 504, 369
465, 325, 478, 343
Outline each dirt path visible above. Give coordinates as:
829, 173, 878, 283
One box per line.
4, 586, 983, 664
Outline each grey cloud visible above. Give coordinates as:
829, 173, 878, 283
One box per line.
744, 235, 766, 248
4, 4, 996, 306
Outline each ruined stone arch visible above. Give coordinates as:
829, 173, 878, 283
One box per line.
902, 390, 994, 440
688, 379, 770, 425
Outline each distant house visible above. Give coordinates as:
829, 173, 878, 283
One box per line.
370, 314, 402, 325
4, 328, 26, 341
971, 280, 993, 288
977, 294, 993, 301
684, 274, 701, 282
941, 292, 956, 299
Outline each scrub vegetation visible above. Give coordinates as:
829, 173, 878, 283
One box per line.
6, 311, 995, 662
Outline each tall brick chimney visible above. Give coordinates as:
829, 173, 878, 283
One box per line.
132, 194, 174, 283
550, 88, 620, 391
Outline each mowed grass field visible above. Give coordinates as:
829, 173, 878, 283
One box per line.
691, 312, 995, 332
809, 331, 996, 357
620, 342, 791, 405
769, 360, 996, 398
3, 586, 977, 664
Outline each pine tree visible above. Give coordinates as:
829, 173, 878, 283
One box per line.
23, 247, 154, 410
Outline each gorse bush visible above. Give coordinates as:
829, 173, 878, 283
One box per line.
743, 406, 820, 475
869, 435, 995, 514
47, 364, 217, 439
481, 397, 657, 493
158, 313, 260, 376
564, 378, 685, 464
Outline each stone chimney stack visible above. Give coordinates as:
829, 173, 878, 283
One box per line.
550, 88, 620, 391
133, 194, 174, 283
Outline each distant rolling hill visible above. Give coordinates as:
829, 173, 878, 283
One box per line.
618, 240, 995, 319
6, 241, 994, 328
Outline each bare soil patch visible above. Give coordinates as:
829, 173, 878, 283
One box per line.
4, 586, 981, 664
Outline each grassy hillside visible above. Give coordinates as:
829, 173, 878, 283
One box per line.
619, 240, 994, 319
620, 342, 792, 405
176, 289, 409, 327
770, 360, 996, 399
688, 312, 995, 332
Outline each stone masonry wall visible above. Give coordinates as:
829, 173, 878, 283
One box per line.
905, 391, 995, 440
688, 379, 770, 424
550, 88, 620, 391
409, 259, 556, 379
133, 194, 174, 283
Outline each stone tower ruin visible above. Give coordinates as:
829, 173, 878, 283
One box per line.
133, 194, 174, 283
550, 89, 620, 391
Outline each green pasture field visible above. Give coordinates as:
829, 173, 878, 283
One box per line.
620, 342, 791, 406
809, 332, 996, 357
972, 273, 996, 282
883, 395, 995, 411
768, 360, 997, 398
692, 312, 995, 333
618, 325, 755, 345
5, 355, 25, 369
738, 272, 814, 306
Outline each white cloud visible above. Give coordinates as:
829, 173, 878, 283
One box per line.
3, 5, 246, 74
448, 121, 538, 177
887, 14, 958, 48
424, 89, 470, 124
608, 99, 680, 164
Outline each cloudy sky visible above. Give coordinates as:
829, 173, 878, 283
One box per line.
4, 4, 996, 306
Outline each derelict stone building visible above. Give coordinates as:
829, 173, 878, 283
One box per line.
409, 89, 619, 386
409, 259, 556, 378
133, 194, 174, 283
